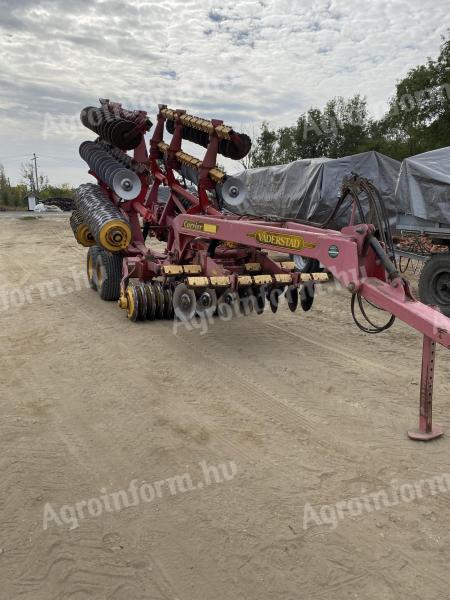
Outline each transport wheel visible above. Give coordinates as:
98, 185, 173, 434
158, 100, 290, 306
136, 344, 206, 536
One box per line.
87, 246, 102, 291
95, 251, 122, 301
419, 254, 450, 316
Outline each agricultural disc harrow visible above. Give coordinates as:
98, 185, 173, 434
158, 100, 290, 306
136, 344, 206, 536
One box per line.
71, 98, 450, 441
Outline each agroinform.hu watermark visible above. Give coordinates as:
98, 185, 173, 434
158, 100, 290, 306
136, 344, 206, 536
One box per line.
43, 460, 238, 531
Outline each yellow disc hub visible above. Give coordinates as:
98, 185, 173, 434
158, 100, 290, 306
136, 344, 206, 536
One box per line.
98, 220, 132, 252
77, 224, 95, 247
125, 286, 135, 319
118, 292, 128, 310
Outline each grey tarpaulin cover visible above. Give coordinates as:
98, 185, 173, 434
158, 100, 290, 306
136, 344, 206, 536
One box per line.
225, 151, 401, 229
395, 147, 450, 223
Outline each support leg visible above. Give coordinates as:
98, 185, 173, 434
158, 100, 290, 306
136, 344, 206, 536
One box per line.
408, 335, 444, 441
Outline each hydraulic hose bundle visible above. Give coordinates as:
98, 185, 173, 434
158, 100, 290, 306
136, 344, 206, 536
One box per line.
74, 183, 132, 252
79, 141, 142, 200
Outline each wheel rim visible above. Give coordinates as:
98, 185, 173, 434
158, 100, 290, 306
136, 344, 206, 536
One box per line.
87, 254, 94, 282
96, 262, 104, 287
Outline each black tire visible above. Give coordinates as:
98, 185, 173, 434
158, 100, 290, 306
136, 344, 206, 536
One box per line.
290, 254, 321, 273
95, 251, 123, 301
418, 254, 450, 316
87, 246, 102, 291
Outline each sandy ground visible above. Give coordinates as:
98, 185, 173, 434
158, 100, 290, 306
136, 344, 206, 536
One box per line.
1, 214, 450, 600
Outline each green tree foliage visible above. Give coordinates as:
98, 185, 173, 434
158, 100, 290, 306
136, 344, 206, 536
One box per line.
250, 122, 279, 167
251, 34, 450, 167
0, 162, 74, 209
0, 164, 28, 208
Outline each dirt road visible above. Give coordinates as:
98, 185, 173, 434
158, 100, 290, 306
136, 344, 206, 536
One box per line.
1, 214, 450, 600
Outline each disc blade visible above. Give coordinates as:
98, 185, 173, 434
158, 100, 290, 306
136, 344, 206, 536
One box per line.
269, 288, 282, 314
144, 283, 156, 320
252, 286, 266, 315
217, 291, 238, 319
239, 289, 254, 315
195, 289, 217, 319
153, 281, 166, 319
173, 283, 196, 321
163, 287, 174, 320
286, 286, 299, 312
136, 284, 148, 320
300, 284, 315, 312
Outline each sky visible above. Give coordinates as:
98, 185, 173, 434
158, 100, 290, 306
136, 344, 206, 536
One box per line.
0, 0, 448, 186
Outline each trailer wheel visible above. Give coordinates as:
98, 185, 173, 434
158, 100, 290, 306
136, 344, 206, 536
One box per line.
418, 254, 450, 316
95, 251, 122, 301
87, 246, 102, 291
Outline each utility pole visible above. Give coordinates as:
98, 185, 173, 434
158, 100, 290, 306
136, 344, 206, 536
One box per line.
32, 153, 39, 195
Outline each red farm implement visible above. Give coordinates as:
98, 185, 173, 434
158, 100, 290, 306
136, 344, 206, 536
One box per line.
72, 99, 450, 442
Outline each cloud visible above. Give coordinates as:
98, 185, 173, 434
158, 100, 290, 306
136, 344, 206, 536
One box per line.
0, 0, 448, 184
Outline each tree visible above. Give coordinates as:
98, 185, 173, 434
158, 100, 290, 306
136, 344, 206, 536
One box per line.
250, 95, 371, 167
250, 122, 279, 167
249, 33, 450, 167
20, 161, 49, 193
0, 162, 73, 209
0, 163, 13, 206
381, 33, 450, 156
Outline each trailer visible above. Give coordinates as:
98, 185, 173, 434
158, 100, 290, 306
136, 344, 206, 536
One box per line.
394, 147, 450, 315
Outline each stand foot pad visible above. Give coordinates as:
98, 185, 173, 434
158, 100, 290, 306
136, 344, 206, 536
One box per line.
407, 425, 444, 441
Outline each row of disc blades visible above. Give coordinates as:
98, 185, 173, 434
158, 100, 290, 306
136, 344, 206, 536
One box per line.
165, 120, 251, 161
80, 106, 143, 150
79, 141, 141, 200
126, 281, 315, 322
126, 282, 174, 322
98, 140, 138, 171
